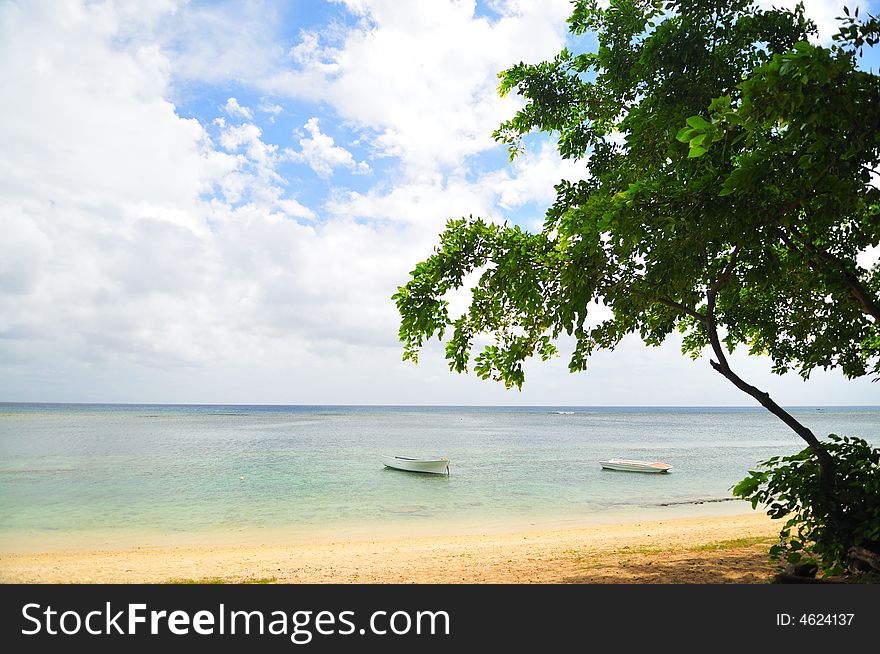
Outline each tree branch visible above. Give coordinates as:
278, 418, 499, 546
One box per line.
703, 247, 828, 454
711, 246, 739, 296
781, 225, 880, 323
654, 296, 706, 321
767, 161, 875, 314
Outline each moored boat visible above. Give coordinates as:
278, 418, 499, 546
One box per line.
381, 455, 450, 475
599, 458, 672, 473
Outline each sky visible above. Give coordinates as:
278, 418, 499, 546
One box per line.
1, 0, 878, 406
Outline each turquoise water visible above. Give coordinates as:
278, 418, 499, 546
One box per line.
0, 404, 877, 548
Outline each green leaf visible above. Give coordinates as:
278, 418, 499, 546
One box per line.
690, 133, 708, 148
676, 127, 696, 142
686, 115, 710, 130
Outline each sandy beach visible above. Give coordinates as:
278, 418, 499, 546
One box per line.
0, 512, 779, 584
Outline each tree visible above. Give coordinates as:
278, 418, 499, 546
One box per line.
394, 0, 879, 571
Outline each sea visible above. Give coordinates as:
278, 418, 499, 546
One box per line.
0, 403, 877, 551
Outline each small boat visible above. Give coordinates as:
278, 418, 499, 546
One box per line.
599, 458, 672, 473
382, 455, 450, 475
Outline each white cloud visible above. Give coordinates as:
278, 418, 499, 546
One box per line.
0, 1, 434, 399
289, 31, 341, 75
0, 207, 53, 296
265, 0, 573, 178
1, 0, 873, 406
219, 123, 277, 167
278, 198, 317, 221
320, 136, 591, 238
0, 3, 225, 212
258, 98, 283, 115
484, 141, 590, 211
155, 0, 286, 84
224, 97, 254, 121
288, 117, 370, 178
0, 0, 320, 374
757, 0, 876, 43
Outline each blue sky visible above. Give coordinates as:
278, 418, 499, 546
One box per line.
0, 0, 877, 405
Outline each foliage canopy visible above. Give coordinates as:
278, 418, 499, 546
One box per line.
394, 0, 879, 399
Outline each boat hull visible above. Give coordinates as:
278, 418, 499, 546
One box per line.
381, 456, 450, 475
600, 459, 672, 473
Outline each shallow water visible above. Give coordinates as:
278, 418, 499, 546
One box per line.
0, 404, 877, 548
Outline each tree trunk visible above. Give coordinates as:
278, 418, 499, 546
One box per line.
707, 357, 838, 503
848, 546, 880, 573
703, 267, 838, 507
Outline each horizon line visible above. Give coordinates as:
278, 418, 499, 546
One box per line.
1, 401, 877, 409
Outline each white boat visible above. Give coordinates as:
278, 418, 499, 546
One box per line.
599, 458, 672, 473
382, 455, 450, 475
